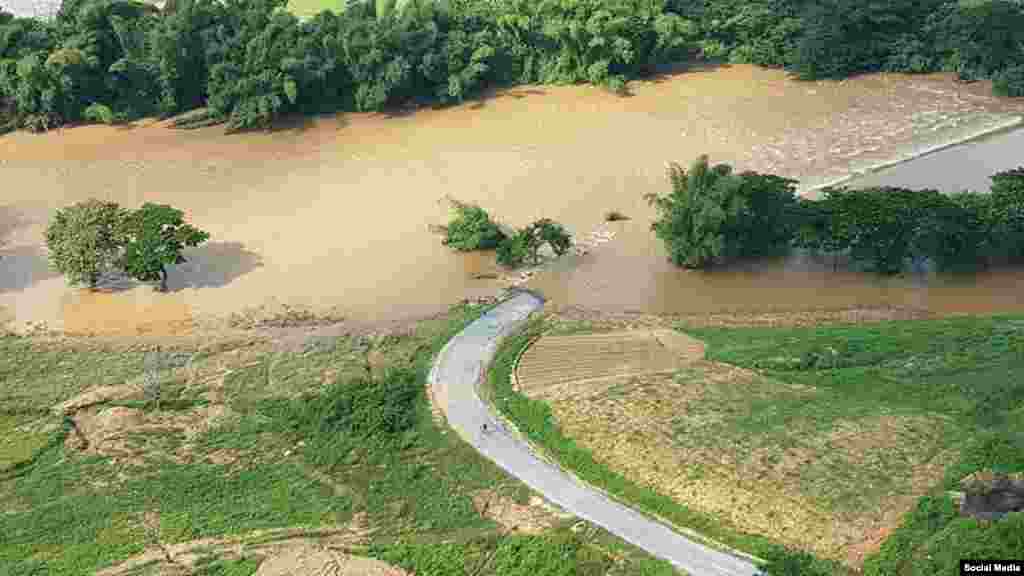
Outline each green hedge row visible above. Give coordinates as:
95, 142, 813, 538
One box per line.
647, 157, 1024, 274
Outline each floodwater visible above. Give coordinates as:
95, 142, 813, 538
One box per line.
3, 64, 1024, 335
843, 123, 1024, 193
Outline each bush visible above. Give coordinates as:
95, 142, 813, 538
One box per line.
645, 155, 797, 268
496, 227, 533, 267
496, 218, 572, 267
988, 167, 1024, 262
760, 545, 839, 576
44, 198, 128, 288
82, 101, 115, 123
440, 197, 507, 251
264, 366, 421, 460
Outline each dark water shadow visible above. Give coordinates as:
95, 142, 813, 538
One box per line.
0, 206, 59, 293
641, 58, 732, 85
163, 241, 264, 292
467, 85, 549, 110
267, 113, 318, 134
0, 245, 60, 293
0, 205, 30, 243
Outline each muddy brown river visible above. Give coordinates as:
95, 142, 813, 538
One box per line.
2, 64, 1024, 335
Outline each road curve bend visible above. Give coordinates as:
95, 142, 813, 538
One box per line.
428, 290, 762, 576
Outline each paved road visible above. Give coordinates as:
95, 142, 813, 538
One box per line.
428, 290, 762, 576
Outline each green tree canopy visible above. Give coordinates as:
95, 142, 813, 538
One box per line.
44, 198, 128, 288
118, 202, 210, 291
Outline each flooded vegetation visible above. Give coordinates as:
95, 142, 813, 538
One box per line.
3, 65, 1024, 335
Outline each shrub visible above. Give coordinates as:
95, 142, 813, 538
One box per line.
496, 227, 533, 267
82, 101, 115, 123
760, 545, 838, 576
440, 197, 507, 251
44, 198, 128, 288
988, 167, 1024, 262
496, 218, 572, 267
645, 155, 797, 268
265, 366, 421, 459
532, 218, 572, 259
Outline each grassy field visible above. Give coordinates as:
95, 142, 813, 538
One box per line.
0, 302, 679, 576
487, 312, 1024, 575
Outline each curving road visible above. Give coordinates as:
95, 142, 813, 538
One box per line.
428, 289, 762, 576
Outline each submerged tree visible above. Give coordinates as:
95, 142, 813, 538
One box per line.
118, 202, 209, 292
44, 198, 128, 288
644, 155, 740, 268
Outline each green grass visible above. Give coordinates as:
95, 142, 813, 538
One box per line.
685, 315, 1024, 574
685, 315, 1024, 462
1, 301, 680, 575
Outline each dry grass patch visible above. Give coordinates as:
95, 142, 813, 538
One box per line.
528, 355, 956, 566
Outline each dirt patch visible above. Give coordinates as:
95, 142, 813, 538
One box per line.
94, 519, 375, 576
56, 384, 144, 415
254, 543, 409, 576
61, 390, 233, 465
515, 329, 702, 393
471, 489, 573, 534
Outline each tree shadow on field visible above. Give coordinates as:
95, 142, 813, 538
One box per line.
163, 241, 265, 292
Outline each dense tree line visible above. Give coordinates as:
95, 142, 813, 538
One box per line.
2, 0, 1022, 134
647, 156, 1024, 274
0, 0, 698, 132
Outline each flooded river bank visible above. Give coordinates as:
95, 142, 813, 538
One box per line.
3, 64, 1024, 335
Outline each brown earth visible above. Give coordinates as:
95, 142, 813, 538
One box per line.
93, 516, 377, 576
470, 489, 575, 534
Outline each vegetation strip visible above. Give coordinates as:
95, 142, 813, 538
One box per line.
430, 290, 761, 575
